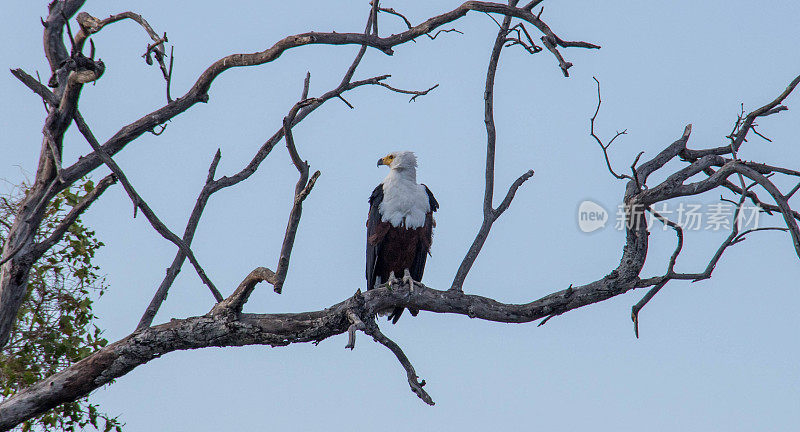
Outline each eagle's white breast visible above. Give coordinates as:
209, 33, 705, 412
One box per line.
379, 175, 430, 229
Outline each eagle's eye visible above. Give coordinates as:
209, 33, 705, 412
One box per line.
386, 155, 394, 160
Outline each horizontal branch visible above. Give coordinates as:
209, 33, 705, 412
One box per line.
0, 264, 648, 428
376, 82, 439, 102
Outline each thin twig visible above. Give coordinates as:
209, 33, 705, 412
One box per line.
379, 7, 412, 29
166, 46, 174, 103
504, 23, 542, 53
272, 106, 320, 294
376, 82, 439, 102
337, 94, 354, 109
522, 0, 545, 11
590, 77, 631, 181
427, 28, 463, 40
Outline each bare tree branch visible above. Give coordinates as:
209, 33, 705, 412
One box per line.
379, 6, 463, 41
29, 174, 116, 261
43, 0, 86, 73
504, 22, 542, 53
75, 114, 223, 302
679, 74, 800, 160
0, 265, 661, 428
630, 280, 667, 339
136, 150, 222, 329
213, 267, 277, 314
271, 105, 319, 295
139, 4, 386, 324
57, 2, 599, 188
73, 11, 170, 81
0, 0, 105, 349
590, 77, 631, 180
364, 319, 435, 406
451, 5, 534, 291
375, 82, 439, 102
345, 307, 366, 350
521, 0, 545, 11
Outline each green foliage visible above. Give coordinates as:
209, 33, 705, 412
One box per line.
0, 180, 122, 432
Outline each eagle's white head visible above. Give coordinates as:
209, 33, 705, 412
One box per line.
377, 151, 418, 171
376, 150, 429, 228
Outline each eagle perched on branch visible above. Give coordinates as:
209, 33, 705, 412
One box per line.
367, 151, 438, 323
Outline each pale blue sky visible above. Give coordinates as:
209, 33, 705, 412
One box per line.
3, 1, 800, 431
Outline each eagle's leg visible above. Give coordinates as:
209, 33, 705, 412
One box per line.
402, 268, 416, 291
402, 268, 420, 317
386, 271, 405, 323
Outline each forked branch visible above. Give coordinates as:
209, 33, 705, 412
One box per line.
585, 75, 800, 337
451, 5, 534, 291
76, 116, 223, 303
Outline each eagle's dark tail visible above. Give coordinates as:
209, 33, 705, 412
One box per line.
387, 307, 404, 324
387, 307, 419, 324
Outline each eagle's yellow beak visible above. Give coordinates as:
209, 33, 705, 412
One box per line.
377, 155, 393, 167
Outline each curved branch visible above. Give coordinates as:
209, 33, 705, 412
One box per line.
364, 320, 434, 405
73, 11, 169, 80
58, 1, 599, 187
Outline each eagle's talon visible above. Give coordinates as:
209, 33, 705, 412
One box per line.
402, 268, 415, 291
387, 271, 399, 290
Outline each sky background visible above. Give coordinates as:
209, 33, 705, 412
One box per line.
3, 1, 800, 431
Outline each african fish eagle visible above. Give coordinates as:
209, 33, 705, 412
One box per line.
366, 151, 438, 323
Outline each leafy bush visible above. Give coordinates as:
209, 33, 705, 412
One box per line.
0, 179, 122, 432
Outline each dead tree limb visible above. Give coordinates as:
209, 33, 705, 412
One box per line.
585, 75, 800, 336
56, 1, 599, 191
364, 318, 435, 406
76, 116, 224, 302
451, 3, 534, 291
